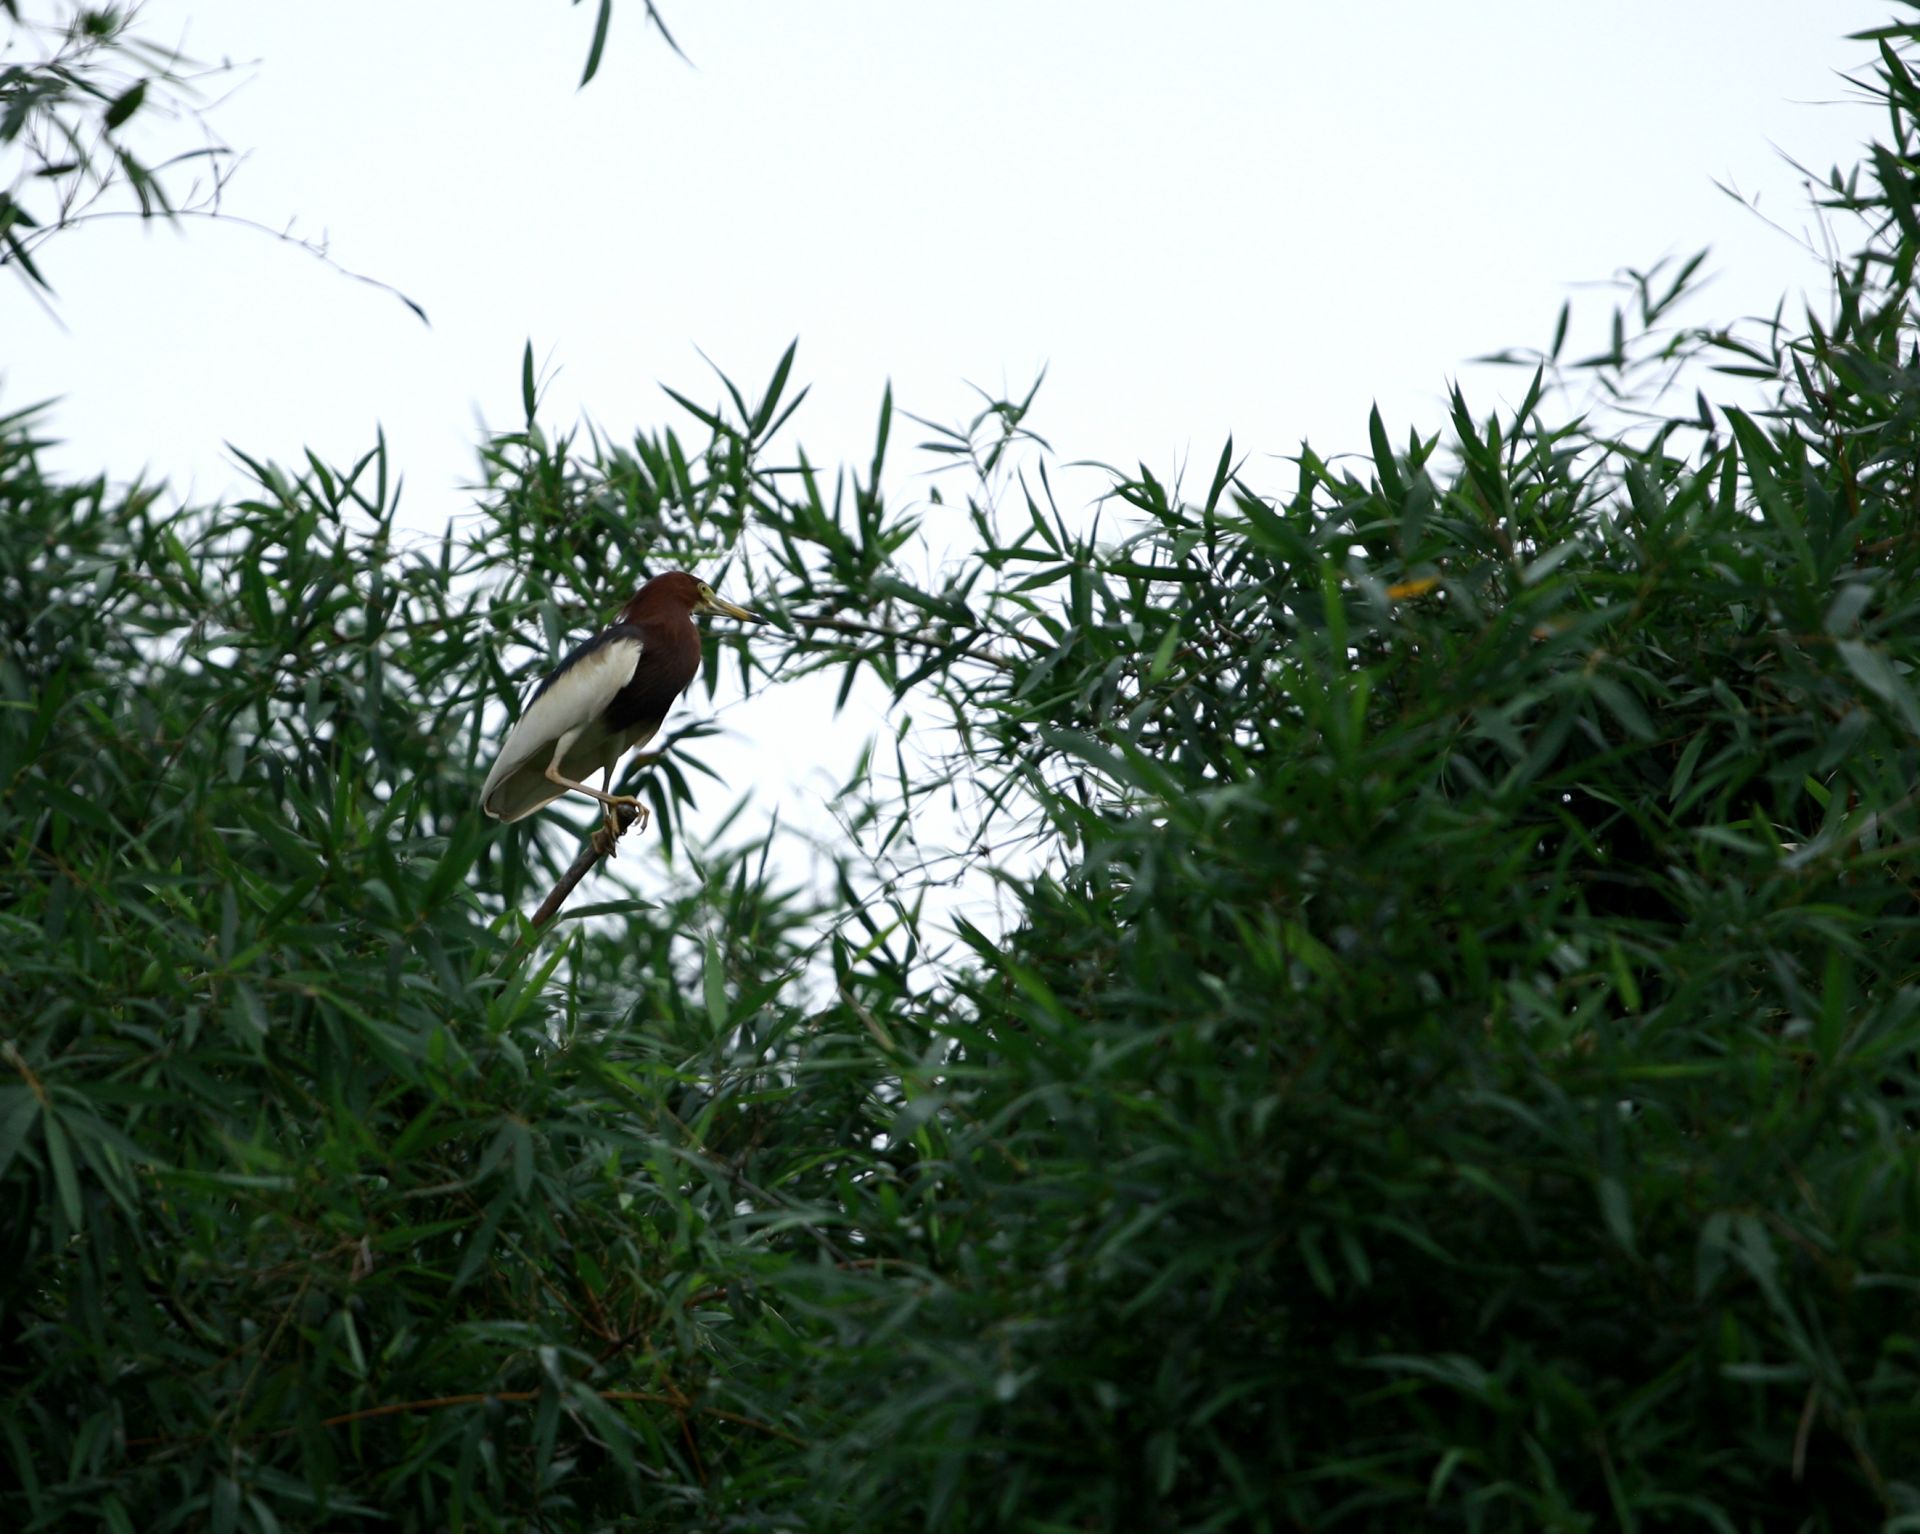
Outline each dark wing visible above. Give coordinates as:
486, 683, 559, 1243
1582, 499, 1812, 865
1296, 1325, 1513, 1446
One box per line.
603, 617, 703, 737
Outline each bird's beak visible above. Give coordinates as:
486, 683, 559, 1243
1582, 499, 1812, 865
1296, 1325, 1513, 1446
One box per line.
702, 592, 764, 624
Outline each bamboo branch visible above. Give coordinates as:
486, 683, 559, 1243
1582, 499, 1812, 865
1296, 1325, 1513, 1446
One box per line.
320, 1388, 802, 1446
528, 803, 643, 928
791, 610, 1035, 667
131, 1388, 805, 1450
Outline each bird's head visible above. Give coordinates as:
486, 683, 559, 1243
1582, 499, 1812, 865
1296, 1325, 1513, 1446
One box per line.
622, 570, 763, 627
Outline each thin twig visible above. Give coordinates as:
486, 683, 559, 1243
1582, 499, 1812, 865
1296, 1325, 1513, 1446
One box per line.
1793, 1381, 1818, 1481
12, 208, 430, 324
792, 611, 1036, 667
132, 1389, 805, 1450
324, 1388, 804, 1447
1, 1041, 48, 1105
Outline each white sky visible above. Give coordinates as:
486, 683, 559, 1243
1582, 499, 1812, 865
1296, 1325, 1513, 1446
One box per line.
1, 0, 1898, 913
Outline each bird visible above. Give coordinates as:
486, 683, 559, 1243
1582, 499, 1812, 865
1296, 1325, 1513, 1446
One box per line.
479, 570, 763, 853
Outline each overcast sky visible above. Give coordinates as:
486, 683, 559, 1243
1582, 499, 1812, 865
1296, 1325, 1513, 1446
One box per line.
0, 1, 1898, 904
8, 3, 1892, 497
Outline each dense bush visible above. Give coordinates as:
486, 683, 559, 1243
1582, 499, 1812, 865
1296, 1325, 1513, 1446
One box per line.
9, 6, 1920, 1530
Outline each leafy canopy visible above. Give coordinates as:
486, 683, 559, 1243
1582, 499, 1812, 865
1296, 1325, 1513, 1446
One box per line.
6, 6, 1920, 1531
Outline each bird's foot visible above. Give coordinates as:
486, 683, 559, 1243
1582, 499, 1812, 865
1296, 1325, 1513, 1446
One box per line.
592, 799, 649, 858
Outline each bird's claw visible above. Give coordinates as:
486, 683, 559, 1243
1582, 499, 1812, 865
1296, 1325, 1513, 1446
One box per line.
592, 799, 649, 859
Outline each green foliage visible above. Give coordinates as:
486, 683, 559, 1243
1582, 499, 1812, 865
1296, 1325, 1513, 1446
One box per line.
11, 6, 1920, 1531
0, 4, 235, 293
574, 0, 687, 85
0, 342, 852, 1527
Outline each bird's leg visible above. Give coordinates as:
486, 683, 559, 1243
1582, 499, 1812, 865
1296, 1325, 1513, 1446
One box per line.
591, 805, 618, 859
543, 762, 645, 815
589, 766, 649, 858
592, 768, 621, 859
610, 764, 650, 835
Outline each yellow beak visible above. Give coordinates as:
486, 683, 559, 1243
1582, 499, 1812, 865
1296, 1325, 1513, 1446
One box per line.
699, 591, 764, 624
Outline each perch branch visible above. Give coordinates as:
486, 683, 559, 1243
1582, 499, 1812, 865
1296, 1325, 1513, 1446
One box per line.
528, 803, 644, 928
